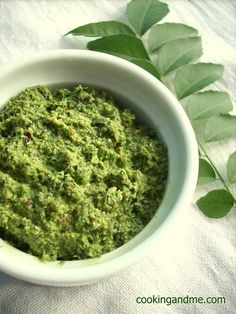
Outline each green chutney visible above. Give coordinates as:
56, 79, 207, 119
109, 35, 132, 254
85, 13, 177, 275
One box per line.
0, 85, 168, 261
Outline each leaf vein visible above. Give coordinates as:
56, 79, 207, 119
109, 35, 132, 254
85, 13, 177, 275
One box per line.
206, 124, 236, 142
164, 40, 200, 74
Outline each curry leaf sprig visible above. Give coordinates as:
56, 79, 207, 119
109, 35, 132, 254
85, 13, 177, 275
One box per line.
64, 0, 236, 218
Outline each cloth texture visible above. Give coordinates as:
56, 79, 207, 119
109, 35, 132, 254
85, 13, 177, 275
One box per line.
0, 0, 235, 313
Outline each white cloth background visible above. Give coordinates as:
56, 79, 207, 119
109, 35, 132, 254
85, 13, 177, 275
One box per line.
0, 0, 235, 313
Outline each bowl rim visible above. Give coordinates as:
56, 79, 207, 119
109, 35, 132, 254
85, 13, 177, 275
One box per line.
0, 49, 199, 285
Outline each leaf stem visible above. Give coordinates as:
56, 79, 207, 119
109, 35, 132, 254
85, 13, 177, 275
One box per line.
197, 138, 236, 203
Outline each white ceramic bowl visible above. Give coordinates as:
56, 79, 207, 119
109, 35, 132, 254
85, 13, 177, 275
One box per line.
0, 50, 198, 286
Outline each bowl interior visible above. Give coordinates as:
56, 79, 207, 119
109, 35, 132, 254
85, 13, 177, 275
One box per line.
0, 50, 198, 284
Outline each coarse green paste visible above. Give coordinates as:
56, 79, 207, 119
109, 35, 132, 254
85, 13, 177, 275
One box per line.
0, 85, 168, 261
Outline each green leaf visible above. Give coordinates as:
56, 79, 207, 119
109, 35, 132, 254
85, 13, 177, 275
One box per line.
87, 34, 149, 60
174, 63, 224, 100
227, 151, 236, 183
64, 21, 135, 37
130, 58, 160, 79
148, 22, 198, 52
204, 115, 236, 142
127, 0, 169, 36
186, 91, 233, 120
197, 158, 216, 185
158, 37, 202, 75
197, 189, 234, 218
